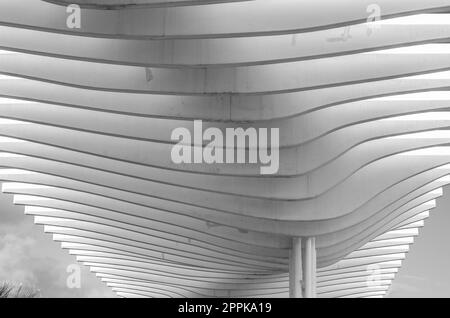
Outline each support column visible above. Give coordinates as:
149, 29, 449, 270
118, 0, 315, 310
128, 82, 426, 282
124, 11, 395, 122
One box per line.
303, 237, 317, 298
312, 237, 317, 298
289, 237, 303, 298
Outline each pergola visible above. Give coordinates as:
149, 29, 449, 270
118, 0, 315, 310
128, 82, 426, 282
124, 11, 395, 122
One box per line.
1, 0, 450, 298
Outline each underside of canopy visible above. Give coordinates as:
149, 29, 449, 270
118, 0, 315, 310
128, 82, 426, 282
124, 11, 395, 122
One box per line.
0, 0, 449, 298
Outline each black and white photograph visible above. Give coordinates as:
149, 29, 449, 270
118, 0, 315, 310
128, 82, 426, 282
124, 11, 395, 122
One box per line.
1, 0, 450, 308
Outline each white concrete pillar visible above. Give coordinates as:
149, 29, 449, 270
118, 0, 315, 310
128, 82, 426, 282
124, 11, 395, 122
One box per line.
304, 237, 317, 298
289, 237, 303, 298
312, 237, 317, 298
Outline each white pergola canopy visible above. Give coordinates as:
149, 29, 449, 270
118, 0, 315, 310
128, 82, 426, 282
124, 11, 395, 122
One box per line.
0, 0, 449, 298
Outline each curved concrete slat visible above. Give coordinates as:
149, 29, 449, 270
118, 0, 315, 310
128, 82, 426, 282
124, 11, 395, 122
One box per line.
2, 0, 450, 39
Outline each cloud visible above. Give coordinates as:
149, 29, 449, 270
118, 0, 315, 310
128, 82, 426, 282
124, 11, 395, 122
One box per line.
389, 273, 450, 298
0, 232, 38, 284
0, 194, 115, 298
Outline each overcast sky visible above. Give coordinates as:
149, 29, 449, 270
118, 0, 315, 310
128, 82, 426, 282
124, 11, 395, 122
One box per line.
387, 185, 450, 298
2, 187, 450, 298
0, 192, 115, 298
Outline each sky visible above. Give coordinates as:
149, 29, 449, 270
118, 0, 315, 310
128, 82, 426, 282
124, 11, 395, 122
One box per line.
0, 192, 115, 298
1, 186, 450, 298
387, 185, 450, 298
